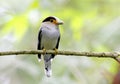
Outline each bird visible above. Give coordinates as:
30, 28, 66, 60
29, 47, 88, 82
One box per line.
37, 16, 63, 77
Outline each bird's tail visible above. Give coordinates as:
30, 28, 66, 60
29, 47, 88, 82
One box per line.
44, 54, 52, 77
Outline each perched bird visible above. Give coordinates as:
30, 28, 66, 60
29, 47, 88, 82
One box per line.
37, 16, 63, 77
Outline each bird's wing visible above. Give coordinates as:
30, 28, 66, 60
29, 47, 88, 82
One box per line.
37, 28, 42, 59
55, 36, 60, 49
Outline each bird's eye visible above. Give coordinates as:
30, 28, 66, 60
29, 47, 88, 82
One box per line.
50, 19, 54, 22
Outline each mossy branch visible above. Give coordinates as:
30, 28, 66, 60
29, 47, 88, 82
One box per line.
0, 50, 120, 63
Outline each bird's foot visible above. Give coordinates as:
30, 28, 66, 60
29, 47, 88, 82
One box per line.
54, 48, 58, 55
43, 48, 46, 54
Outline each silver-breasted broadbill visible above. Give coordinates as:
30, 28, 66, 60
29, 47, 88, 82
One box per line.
37, 16, 63, 77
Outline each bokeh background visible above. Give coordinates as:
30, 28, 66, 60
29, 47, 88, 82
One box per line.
0, 0, 120, 84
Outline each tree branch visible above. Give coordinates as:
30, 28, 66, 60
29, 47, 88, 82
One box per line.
0, 50, 120, 63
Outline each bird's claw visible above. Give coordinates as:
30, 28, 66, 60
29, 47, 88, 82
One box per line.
43, 48, 46, 54
54, 48, 58, 55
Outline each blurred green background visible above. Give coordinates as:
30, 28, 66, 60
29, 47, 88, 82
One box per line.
0, 0, 120, 84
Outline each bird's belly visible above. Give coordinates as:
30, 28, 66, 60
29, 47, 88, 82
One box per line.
43, 39, 57, 49
42, 33, 59, 49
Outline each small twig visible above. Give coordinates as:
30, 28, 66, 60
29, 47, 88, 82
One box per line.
0, 50, 119, 63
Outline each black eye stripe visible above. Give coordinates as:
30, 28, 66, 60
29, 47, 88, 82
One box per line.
42, 17, 56, 22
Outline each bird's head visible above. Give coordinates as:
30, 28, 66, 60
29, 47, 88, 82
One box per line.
42, 16, 63, 25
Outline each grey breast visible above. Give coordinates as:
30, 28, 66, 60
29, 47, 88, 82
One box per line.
41, 25, 60, 49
